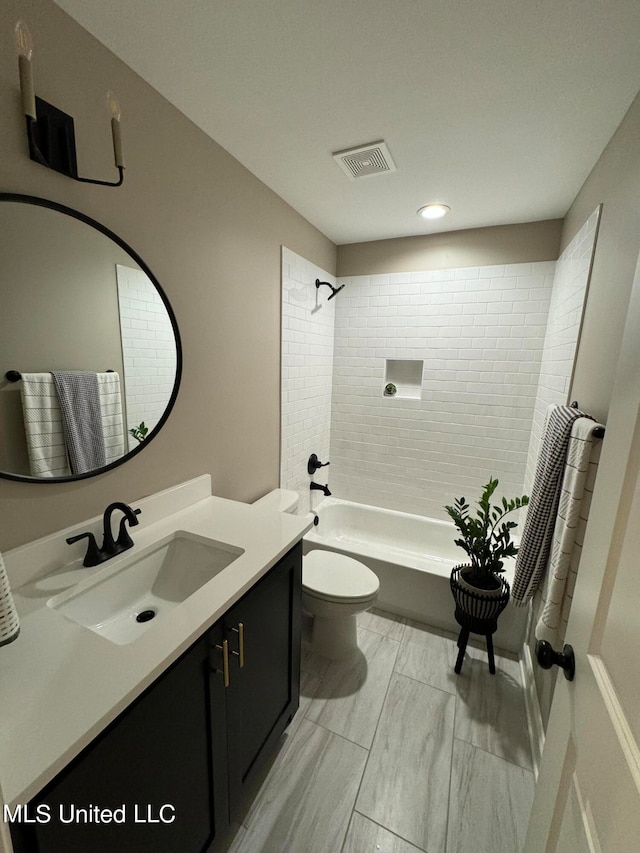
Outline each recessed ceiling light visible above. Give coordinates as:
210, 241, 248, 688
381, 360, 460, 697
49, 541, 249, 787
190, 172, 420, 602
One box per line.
417, 204, 451, 219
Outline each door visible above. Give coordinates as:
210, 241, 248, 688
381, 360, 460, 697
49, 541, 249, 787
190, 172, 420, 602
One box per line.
524, 252, 640, 851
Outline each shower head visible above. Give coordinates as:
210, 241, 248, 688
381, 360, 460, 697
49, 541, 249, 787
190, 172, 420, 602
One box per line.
315, 279, 345, 300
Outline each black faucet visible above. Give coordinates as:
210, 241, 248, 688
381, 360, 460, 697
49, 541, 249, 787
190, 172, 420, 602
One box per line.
66, 502, 142, 567
310, 482, 331, 497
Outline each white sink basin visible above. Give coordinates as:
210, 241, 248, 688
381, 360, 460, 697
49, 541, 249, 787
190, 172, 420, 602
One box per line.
47, 531, 244, 644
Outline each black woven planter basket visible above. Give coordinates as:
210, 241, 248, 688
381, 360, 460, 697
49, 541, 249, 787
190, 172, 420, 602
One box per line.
450, 565, 510, 675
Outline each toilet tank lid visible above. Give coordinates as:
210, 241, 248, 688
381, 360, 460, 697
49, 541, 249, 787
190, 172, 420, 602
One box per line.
252, 488, 299, 513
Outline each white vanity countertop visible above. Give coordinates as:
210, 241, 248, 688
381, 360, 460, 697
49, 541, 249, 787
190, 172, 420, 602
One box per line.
0, 481, 311, 807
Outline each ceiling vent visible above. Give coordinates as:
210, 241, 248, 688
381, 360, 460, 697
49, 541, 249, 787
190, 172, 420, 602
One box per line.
332, 141, 397, 180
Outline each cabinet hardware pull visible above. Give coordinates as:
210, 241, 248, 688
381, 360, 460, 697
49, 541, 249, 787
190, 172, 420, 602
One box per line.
215, 640, 230, 687
231, 622, 245, 668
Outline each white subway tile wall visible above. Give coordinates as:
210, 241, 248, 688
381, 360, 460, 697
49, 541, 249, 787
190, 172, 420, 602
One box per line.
116, 265, 178, 451
280, 248, 336, 514
329, 262, 555, 519
523, 208, 600, 495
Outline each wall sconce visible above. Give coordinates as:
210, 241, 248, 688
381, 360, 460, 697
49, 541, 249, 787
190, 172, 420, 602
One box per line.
14, 19, 125, 187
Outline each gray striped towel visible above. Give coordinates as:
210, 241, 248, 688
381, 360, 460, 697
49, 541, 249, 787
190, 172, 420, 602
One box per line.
535, 419, 602, 644
52, 371, 107, 475
512, 404, 592, 606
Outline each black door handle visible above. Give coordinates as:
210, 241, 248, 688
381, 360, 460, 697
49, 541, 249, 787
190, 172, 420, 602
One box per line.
535, 640, 575, 681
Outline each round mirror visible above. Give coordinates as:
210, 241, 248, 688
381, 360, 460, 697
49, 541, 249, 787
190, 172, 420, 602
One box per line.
0, 194, 182, 482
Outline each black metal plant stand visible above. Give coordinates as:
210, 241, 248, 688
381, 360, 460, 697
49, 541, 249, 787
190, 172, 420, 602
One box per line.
450, 566, 510, 675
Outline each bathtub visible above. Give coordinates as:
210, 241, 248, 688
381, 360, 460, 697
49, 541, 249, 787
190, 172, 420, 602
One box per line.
303, 497, 527, 653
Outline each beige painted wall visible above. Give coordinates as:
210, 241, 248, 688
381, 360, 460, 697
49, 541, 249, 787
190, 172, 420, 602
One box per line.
0, 0, 336, 550
336, 219, 562, 276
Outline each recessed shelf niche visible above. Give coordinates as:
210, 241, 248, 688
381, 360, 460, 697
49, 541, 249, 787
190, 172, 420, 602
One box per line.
383, 359, 423, 400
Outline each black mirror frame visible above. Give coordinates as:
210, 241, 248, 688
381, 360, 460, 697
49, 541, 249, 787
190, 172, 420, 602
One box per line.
0, 192, 182, 484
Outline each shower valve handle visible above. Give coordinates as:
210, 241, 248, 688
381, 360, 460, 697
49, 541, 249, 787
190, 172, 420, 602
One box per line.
307, 454, 330, 475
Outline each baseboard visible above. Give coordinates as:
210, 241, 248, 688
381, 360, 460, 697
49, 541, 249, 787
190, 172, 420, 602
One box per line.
520, 640, 545, 779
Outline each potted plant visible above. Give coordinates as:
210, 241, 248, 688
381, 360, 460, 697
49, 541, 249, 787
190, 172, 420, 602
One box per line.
444, 476, 528, 594
129, 422, 149, 444
445, 478, 529, 674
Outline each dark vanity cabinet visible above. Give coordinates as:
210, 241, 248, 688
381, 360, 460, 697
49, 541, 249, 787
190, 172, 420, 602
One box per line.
224, 542, 301, 819
12, 635, 221, 853
11, 543, 302, 853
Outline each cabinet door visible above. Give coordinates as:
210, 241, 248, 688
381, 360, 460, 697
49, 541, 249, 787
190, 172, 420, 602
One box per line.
224, 543, 302, 818
13, 635, 222, 853
208, 619, 230, 843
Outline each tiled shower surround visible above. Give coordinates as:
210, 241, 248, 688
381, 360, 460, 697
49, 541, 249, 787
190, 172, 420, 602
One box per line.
280, 248, 336, 515
281, 250, 558, 518
523, 208, 600, 495
116, 264, 178, 451
329, 261, 555, 519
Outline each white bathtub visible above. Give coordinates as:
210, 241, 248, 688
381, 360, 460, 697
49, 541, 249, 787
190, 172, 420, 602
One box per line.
303, 497, 527, 653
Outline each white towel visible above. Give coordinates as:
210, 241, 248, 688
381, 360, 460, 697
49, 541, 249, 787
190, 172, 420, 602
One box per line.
535, 418, 602, 645
97, 372, 125, 465
0, 551, 20, 646
19, 372, 125, 477
19, 373, 71, 477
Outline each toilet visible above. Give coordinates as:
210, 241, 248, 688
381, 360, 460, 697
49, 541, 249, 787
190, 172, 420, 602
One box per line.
252, 489, 379, 659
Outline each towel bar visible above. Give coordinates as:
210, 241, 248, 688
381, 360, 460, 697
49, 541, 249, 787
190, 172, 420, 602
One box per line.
5, 369, 115, 382
570, 401, 605, 438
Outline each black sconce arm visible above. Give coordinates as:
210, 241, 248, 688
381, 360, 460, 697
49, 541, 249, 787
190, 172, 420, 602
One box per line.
25, 110, 124, 188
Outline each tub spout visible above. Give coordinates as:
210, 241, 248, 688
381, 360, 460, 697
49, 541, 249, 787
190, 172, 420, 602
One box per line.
310, 482, 331, 497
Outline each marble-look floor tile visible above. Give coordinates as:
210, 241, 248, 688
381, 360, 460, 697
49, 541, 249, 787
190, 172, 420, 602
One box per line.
394, 621, 459, 694
455, 648, 532, 770
447, 739, 535, 853
342, 813, 424, 853
357, 607, 406, 641
301, 641, 333, 680
305, 628, 399, 748
357, 673, 455, 853
238, 719, 367, 853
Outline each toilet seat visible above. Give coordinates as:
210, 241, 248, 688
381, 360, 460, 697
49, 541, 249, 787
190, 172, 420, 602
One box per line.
303, 551, 379, 604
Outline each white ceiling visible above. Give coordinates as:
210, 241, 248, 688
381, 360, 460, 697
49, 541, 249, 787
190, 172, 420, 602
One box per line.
54, 0, 640, 245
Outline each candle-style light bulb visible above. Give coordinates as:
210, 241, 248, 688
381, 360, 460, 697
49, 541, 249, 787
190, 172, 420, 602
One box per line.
14, 19, 36, 119
107, 91, 124, 169
14, 18, 33, 59
107, 91, 121, 122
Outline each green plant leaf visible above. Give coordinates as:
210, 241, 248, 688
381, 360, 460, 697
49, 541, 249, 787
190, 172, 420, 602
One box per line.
443, 478, 528, 581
